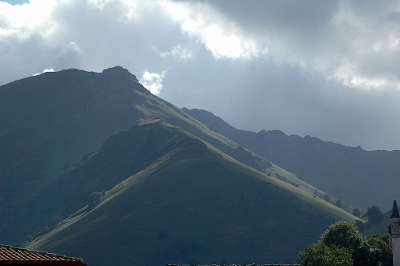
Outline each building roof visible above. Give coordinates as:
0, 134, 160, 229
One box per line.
392, 200, 400, 218
0, 244, 85, 265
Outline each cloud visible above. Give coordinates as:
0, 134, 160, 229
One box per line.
159, 45, 192, 61
2, 0, 400, 149
171, 0, 400, 90
0, 0, 182, 83
32, 68, 55, 76
140, 70, 166, 95
160, 0, 268, 59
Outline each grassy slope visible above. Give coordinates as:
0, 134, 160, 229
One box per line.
184, 108, 396, 210
0, 66, 274, 244
0, 66, 276, 208
137, 90, 330, 204
0, 67, 358, 251
28, 121, 357, 266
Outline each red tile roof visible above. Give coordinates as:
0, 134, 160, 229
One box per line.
0, 244, 85, 265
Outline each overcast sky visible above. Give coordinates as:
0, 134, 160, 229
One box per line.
1, 0, 400, 150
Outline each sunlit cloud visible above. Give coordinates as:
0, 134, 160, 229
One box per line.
330, 63, 400, 90
160, 0, 268, 60
159, 45, 192, 61
33, 68, 55, 76
140, 70, 166, 95
2, 0, 400, 149
0, 0, 57, 38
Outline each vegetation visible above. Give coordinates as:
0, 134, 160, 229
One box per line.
27, 122, 357, 266
299, 221, 392, 266
352, 208, 361, 218
0, 67, 360, 265
185, 108, 400, 209
356, 207, 390, 238
364, 206, 385, 225
299, 243, 353, 266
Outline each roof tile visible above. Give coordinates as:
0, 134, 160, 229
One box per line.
0, 244, 84, 264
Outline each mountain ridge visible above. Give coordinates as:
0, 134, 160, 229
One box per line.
0, 67, 358, 265
27, 120, 356, 265
184, 107, 400, 209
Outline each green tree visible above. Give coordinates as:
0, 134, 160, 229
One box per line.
364, 206, 384, 225
322, 194, 332, 203
352, 208, 361, 217
300, 220, 393, 266
367, 234, 392, 266
88, 191, 104, 209
354, 220, 365, 233
321, 221, 362, 253
299, 242, 353, 266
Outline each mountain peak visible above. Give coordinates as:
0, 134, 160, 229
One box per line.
101, 66, 138, 81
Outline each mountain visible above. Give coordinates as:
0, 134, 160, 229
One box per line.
0, 66, 333, 244
0, 66, 271, 243
27, 120, 356, 265
0, 66, 271, 204
183, 108, 400, 209
0, 67, 357, 265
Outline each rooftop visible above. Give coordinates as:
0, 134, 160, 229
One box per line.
0, 244, 85, 265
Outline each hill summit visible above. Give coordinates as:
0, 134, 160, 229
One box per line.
0, 67, 357, 265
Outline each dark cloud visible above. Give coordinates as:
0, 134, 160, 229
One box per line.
161, 49, 400, 150
177, 0, 339, 36
1, 0, 400, 150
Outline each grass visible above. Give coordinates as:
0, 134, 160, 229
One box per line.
27, 121, 359, 266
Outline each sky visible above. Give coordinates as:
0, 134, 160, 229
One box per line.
1, 0, 400, 150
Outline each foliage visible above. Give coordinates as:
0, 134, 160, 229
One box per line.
299, 242, 353, 266
88, 192, 104, 209
352, 208, 361, 217
335, 200, 343, 208
364, 206, 385, 225
322, 194, 332, 203
300, 221, 393, 266
354, 220, 365, 233
186, 108, 400, 210
321, 221, 362, 253
366, 234, 392, 266
28, 122, 356, 266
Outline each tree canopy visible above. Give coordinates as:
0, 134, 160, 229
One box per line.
299, 221, 392, 266
364, 206, 385, 225
299, 242, 353, 266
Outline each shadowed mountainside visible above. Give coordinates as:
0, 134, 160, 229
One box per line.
184, 108, 400, 209
28, 121, 356, 265
0, 67, 358, 265
0, 66, 340, 244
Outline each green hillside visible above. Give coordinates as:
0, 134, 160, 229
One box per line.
28, 120, 357, 265
0, 67, 360, 265
184, 108, 399, 209
0, 66, 267, 244
0, 66, 346, 245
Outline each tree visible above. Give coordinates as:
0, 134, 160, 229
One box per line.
320, 221, 362, 253
88, 191, 104, 209
322, 194, 332, 203
352, 208, 361, 217
300, 220, 393, 266
299, 242, 353, 266
364, 206, 384, 225
367, 234, 392, 266
354, 220, 365, 233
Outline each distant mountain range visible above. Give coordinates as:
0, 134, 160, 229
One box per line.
184, 108, 400, 209
0, 66, 357, 265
